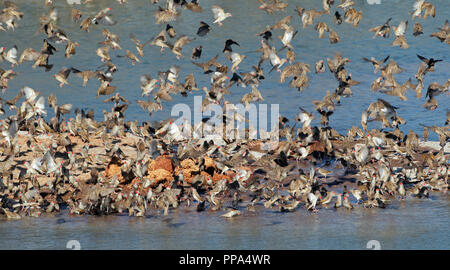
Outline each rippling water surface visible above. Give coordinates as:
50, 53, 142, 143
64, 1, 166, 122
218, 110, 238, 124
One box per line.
0, 0, 449, 249
0, 193, 449, 250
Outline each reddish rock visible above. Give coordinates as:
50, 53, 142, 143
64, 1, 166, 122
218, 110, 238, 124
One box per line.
204, 156, 216, 170
212, 171, 231, 183
148, 155, 174, 173
176, 158, 200, 184
146, 168, 174, 187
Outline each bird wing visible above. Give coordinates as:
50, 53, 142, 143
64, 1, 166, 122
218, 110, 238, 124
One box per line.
173, 35, 190, 51
416, 54, 428, 63
7, 46, 17, 59
211, 5, 224, 19
22, 86, 37, 101
129, 33, 140, 45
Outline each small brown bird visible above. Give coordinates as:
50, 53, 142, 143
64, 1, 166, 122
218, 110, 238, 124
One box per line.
412, 0, 435, 19
369, 18, 392, 38
329, 28, 340, 44
186, 0, 203, 13
363, 55, 390, 74
316, 167, 332, 180
392, 21, 409, 49
53, 68, 71, 87
130, 33, 149, 57
18, 48, 40, 64
317, 108, 334, 127
430, 20, 449, 43
344, 8, 362, 27
315, 22, 329, 38
192, 54, 218, 73
97, 81, 117, 96
343, 194, 354, 209
170, 35, 193, 59
79, 17, 92, 32
104, 92, 130, 106
5, 90, 22, 110
137, 99, 163, 115
71, 68, 99, 87
211, 5, 232, 27
96, 46, 110, 62
140, 74, 159, 96
65, 40, 79, 59
191, 46, 202, 60
413, 22, 423, 36
166, 24, 176, 38
183, 73, 199, 93
117, 50, 140, 65
315, 60, 325, 73
71, 9, 82, 22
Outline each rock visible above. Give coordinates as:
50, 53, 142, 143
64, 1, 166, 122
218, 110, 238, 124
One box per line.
203, 156, 216, 170
176, 158, 200, 184
212, 171, 231, 183
105, 163, 123, 182
148, 155, 174, 173
146, 168, 174, 187
105, 155, 124, 182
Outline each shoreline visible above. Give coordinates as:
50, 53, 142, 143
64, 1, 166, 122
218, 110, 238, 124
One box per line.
1, 126, 448, 219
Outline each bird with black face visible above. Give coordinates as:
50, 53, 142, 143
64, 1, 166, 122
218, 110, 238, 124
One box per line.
196, 21, 210, 37
416, 54, 443, 73
334, 11, 342, 24
191, 46, 202, 59
166, 24, 176, 38
223, 39, 239, 53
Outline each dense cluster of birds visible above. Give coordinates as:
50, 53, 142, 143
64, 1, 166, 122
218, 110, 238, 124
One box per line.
0, 0, 448, 219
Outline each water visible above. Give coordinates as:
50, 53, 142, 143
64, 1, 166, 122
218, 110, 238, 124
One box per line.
0, 0, 449, 249
0, 193, 448, 250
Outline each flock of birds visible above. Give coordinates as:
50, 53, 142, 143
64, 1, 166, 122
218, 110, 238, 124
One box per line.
0, 0, 448, 219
